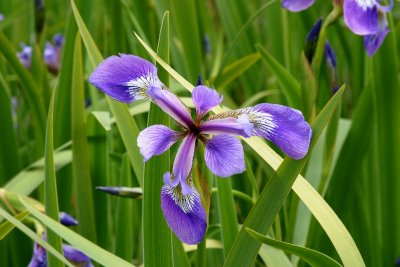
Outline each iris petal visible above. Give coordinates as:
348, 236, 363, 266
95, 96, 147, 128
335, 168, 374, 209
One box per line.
343, 0, 381, 35
89, 54, 159, 103
204, 135, 245, 177
281, 0, 316, 12
161, 183, 207, 244
172, 133, 197, 195
192, 85, 223, 119
364, 26, 389, 56
147, 85, 195, 128
137, 125, 181, 162
250, 104, 312, 159
199, 115, 254, 138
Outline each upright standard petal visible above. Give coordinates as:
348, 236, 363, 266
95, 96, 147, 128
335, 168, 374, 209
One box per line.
204, 135, 245, 177
343, 0, 381, 35
172, 133, 197, 195
250, 104, 311, 159
89, 54, 159, 103
281, 0, 316, 12
161, 183, 207, 244
192, 85, 223, 119
137, 125, 181, 161
364, 26, 389, 56
199, 115, 254, 138
147, 85, 195, 128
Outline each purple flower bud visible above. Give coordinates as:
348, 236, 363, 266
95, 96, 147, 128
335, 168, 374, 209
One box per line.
304, 18, 322, 63
96, 186, 143, 199
59, 212, 78, 226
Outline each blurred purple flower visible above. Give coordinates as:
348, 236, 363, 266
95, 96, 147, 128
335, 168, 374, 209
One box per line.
281, 0, 316, 11
89, 54, 311, 244
0, 13, 4, 22
44, 34, 63, 73
17, 43, 32, 69
28, 243, 93, 267
28, 212, 92, 267
282, 0, 394, 56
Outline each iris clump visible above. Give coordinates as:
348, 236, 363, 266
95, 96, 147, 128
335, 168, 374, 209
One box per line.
281, 0, 394, 56
89, 54, 311, 244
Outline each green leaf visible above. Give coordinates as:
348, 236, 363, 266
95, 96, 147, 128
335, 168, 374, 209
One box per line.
71, 33, 97, 242
4, 150, 72, 195
0, 211, 29, 240
0, 31, 46, 152
70, 0, 144, 186
214, 53, 260, 89
247, 228, 342, 267
44, 81, 63, 267
256, 44, 301, 108
0, 207, 74, 267
20, 198, 135, 267
143, 11, 173, 267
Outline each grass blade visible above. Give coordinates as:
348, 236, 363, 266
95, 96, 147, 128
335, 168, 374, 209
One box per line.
44, 83, 63, 267
247, 228, 342, 267
71, 33, 97, 242
142, 11, 173, 267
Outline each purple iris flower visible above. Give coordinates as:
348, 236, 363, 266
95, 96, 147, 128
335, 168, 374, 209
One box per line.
43, 34, 63, 73
0, 13, 4, 22
28, 243, 93, 267
343, 0, 393, 56
28, 212, 92, 267
17, 43, 32, 69
89, 54, 311, 244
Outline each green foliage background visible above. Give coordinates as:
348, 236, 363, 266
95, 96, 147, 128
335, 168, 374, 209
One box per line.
0, 0, 399, 266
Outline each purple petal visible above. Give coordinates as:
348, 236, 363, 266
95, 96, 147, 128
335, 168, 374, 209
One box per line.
172, 134, 197, 195
364, 26, 389, 56
147, 85, 195, 128
59, 212, 78, 226
204, 135, 245, 177
249, 104, 312, 159
343, 0, 381, 35
324, 41, 337, 69
43, 42, 60, 71
0, 14, 5, 22
192, 85, 222, 119
89, 54, 159, 103
17, 44, 32, 69
53, 34, 64, 47
281, 0, 316, 12
63, 244, 92, 265
28, 244, 46, 267
137, 125, 181, 161
161, 183, 207, 244
199, 115, 254, 138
